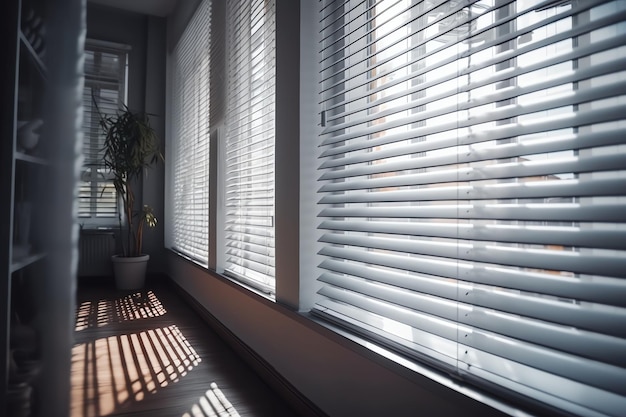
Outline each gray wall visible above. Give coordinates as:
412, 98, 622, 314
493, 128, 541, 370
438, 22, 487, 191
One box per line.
87, 4, 148, 111
86, 4, 167, 273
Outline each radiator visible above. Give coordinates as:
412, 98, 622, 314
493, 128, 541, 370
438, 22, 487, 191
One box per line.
78, 231, 116, 276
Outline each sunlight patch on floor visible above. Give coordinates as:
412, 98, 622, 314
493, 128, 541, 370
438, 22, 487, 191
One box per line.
71, 324, 201, 417
183, 382, 241, 417
75, 291, 167, 331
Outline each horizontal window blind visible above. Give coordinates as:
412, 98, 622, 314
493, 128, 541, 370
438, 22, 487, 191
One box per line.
314, 1, 626, 416
224, 0, 276, 293
168, 0, 211, 265
80, 41, 128, 223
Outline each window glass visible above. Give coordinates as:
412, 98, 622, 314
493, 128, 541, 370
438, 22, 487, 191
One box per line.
80, 44, 128, 226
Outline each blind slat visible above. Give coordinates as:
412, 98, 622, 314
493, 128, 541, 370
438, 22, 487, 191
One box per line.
319, 203, 626, 222
319, 219, 626, 250
319, 177, 626, 203
318, 258, 626, 307
319, 233, 626, 278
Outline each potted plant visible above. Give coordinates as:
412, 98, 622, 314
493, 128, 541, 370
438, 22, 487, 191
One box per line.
100, 105, 163, 290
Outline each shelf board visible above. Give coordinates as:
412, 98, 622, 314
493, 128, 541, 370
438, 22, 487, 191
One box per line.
11, 252, 46, 273
15, 151, 47, 165
19, 31, 46, 78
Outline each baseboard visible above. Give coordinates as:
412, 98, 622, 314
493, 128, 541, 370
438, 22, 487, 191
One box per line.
77, 272, 168, 287
168, 278, 328, 417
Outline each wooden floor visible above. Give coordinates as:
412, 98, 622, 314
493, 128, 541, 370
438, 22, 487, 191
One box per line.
71, 280, 300, 417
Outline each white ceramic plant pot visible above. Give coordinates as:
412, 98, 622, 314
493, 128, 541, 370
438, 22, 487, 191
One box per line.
112, 254, 149, 290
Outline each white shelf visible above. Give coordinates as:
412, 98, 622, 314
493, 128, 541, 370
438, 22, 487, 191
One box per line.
10, 252, 46, 273
19, 31, 46, 77
15, 151, 47, 165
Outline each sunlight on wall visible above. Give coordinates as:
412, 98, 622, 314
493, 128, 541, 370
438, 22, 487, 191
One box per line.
183, 382, 241, 417
75, 291, 167, 331
71, 324, 201, 417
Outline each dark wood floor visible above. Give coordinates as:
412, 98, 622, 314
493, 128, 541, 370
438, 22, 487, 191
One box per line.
71, 280, 300, 417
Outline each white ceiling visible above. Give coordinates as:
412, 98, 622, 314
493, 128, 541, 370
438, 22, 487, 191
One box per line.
88, 0, 178, 17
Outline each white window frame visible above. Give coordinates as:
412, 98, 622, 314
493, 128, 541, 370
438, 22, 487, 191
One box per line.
165, 0, 212, 265
222, 0, 277, 295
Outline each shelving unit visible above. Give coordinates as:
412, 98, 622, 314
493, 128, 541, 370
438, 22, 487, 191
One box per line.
1, 0, 48, 415
1, 0, 82, 414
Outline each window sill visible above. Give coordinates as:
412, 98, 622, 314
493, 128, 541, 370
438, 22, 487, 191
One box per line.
80, 226, 118, 231
166, 248, 277, 303
302, 313, 534, 417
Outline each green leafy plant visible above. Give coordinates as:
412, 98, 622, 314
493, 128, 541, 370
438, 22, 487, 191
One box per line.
100, 105, 163, 257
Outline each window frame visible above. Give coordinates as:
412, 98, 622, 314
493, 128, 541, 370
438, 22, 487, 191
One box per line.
79, 39, 129, 228
222, 0, 277, 295
165, 0, 212, 266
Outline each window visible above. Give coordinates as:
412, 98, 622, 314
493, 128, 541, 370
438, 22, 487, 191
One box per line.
314, 1, 626, 416
80, 40, 129, 226
223, 0, 276, 294
166, 0, 211, 265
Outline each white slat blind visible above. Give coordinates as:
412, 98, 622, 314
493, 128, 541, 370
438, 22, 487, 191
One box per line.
80, 41, 128, 224
314, 1, 626, 416
168, 0, 211, 265
224, 0, 276, 293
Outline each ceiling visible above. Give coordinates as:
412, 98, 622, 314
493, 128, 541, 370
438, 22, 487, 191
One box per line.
87, 0, 178, 17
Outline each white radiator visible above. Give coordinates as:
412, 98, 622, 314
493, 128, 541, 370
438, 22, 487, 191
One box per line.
78, 231, 116, 276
